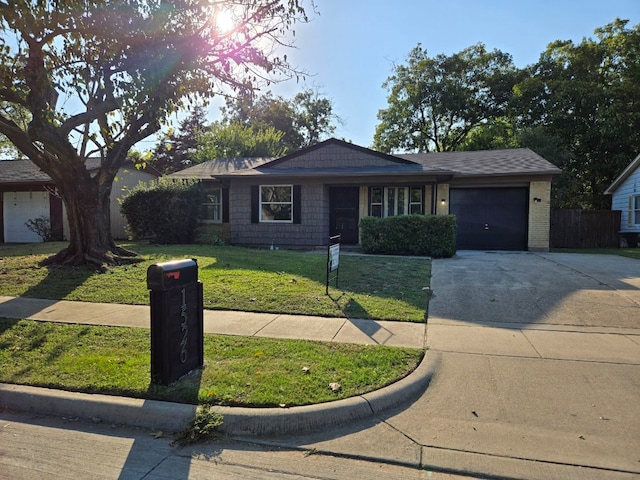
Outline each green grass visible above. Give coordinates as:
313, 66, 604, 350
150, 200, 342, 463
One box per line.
0, 318, 423, 407
551, 247, 640, 261
0, 242, 431, 322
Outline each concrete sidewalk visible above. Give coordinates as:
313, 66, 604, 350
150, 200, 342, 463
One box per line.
0, 295, 426, 348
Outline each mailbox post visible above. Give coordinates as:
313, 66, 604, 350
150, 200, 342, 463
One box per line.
147, 259, 204, 385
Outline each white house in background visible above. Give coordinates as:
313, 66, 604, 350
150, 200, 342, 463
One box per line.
0, 159, 160, 243
605, 153, 640, 247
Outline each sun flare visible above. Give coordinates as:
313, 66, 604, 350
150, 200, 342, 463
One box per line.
214, 9, 236, 33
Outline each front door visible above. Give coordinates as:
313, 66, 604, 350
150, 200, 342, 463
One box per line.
329, 187, 360, 244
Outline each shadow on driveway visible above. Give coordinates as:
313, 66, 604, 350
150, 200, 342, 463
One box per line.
428, 251, 640, 329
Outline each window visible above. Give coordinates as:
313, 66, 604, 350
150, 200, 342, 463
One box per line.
370, 187, 383, 217
202, 188, 222, 222
260, 185, 293, 222
409, 186, 423, 214
370, 186, 423, 217
634, 195, 640, 225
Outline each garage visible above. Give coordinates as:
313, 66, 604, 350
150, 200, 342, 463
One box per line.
450, 187, 529, 251
3, 191, 50, 243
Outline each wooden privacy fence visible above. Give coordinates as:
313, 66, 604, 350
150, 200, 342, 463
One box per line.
550, 209, 621, 248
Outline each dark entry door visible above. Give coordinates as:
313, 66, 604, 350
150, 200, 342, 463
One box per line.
330, 187, 360, 244
450, 187, 529, 251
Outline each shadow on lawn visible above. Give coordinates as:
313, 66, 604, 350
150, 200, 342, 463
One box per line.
0, 316, 20, 338
199, 247, 431, 320
22, 265, 94, 300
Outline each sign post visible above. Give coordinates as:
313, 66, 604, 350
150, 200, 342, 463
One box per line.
147, 259, 204, 385
326, 234, 341, 295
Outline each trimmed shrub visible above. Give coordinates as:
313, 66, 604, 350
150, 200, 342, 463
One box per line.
120, 178, 205, 244
359, 215, 456, 258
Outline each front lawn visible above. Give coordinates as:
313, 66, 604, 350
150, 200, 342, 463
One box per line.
0, 318, 423, 407
0, 242, 431, 322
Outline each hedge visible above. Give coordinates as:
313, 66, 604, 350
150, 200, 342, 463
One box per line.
359, 215, 456, 258
120, 178, 205, 244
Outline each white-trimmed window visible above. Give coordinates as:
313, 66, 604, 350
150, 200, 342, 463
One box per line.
370, 186, 423, 217
633, 195, 640, 225
260, 185, 293, 222
202, 188, 222, 223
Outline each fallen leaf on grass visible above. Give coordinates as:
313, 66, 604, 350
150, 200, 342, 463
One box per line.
329, 382, 341, 392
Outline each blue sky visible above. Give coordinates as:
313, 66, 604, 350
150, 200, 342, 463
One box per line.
262, 0, 639, 148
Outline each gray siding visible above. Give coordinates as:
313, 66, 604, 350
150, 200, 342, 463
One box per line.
270, 143, 404, 169
230, 182, 330, 247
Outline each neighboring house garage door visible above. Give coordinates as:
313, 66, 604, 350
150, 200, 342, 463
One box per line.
450, 187, 529, 251
3, 191, 50, 243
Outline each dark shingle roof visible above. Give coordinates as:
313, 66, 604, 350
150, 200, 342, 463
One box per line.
0, 158, 160, 185
168, 157, 273, 178
397, 148, 561, 177
168, 143, 561, 180
0, 159, 52, 183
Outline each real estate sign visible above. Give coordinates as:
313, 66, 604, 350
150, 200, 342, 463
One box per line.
326, 235, 341, 294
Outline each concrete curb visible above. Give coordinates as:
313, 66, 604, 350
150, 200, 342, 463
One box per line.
0, 351, 439, 437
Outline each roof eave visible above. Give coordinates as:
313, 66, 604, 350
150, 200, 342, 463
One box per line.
211, 170, 454, 179
604, 153, 640, 194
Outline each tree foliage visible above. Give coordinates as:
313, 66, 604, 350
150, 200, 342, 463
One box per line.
221, 88, 338, 152
513, 19, 640, 208
194, 121, 286, 160
373, 43, 518, 153
0, 0, 309, 266
150, 106, 208, 174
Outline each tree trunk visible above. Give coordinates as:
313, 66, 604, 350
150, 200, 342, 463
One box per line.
43, 172, 140, 269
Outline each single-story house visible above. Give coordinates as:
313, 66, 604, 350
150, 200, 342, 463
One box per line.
605, 153, 640, 247
171, 138, 561, 252
0, 158, 160, 242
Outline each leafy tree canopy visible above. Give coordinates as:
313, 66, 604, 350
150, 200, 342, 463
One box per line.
0, 0, 309, 266
513, 18, 640, 209
193, 120, 286, 160
373, 43, 519, 153
150, 106, 208, 174
221, 87, 339, 152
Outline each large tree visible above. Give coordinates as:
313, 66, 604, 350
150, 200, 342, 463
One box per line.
0, 0, 309, 266
513, 19, 640, 209
220, 87, 338, 152
373, 43, 519, 153
193, 120, 286, 159
150, 106, 208, 174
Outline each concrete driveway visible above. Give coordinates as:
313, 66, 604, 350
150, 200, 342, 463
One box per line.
284, 251, 640, 479
415, 251, 640, 477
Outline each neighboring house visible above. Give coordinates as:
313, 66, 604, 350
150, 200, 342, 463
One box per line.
171, 138, 561, 252
605, 153, 640, 246
0, 159, 160, 242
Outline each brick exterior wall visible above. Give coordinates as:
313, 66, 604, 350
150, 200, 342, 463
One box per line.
436, 184, 450, 215
528, 181, 551, 251
230, 182, 329, 248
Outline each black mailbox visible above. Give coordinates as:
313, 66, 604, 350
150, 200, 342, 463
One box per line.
147, 259, 199, 290
147, 259, 204, 386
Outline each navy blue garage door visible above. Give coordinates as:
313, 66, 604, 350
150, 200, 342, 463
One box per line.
449, 187, 529, 251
